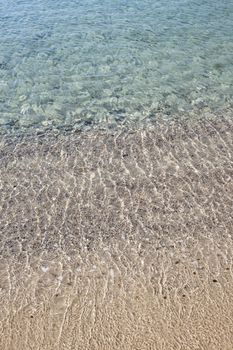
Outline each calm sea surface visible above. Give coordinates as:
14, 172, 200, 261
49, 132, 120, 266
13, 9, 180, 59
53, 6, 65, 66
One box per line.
1, 4, 233, 348
0, 0, 233, 133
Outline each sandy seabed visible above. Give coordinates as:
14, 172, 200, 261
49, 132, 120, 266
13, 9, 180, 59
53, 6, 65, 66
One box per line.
0, 113, 233, 349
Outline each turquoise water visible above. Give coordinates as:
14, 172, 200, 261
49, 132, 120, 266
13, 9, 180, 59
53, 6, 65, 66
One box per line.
0, 0, 233, 132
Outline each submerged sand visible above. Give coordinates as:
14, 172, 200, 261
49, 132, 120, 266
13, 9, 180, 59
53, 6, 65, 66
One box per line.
0, 114, 233, 349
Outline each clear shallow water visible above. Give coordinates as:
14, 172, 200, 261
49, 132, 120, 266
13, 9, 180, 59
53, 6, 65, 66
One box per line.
1, 3, 233, 347
0, 0, 233, 132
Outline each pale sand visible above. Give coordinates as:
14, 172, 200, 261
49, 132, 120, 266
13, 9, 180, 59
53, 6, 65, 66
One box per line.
0, 114, 233, 349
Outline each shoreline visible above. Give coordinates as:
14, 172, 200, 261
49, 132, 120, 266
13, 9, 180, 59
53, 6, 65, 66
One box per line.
0, 114, 233, 349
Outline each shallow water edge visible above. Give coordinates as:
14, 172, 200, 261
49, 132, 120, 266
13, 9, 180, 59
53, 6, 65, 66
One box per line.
0, 113, 233, 349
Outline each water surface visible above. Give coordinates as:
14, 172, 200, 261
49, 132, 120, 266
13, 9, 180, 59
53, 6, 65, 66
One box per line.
1, 2, 233, 348
0, 0, 233, 132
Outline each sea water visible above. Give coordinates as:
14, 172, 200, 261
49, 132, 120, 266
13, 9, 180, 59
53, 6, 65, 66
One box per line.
0, 0, 233, 132
1, 3, 233, 348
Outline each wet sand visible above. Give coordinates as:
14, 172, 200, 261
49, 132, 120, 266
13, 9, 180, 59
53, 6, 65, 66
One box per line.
0, 113, 233, 349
